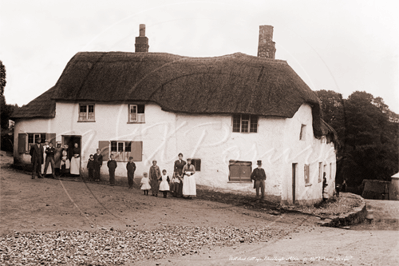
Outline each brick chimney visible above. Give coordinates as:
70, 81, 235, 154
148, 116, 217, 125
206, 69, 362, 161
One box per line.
257, 25, 276, 59
135, 24, 149, 52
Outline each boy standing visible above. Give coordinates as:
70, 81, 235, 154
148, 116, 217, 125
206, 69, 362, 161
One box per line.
126, 156, 136, 189
93, 149, 103, 182
107, 154, 117, 186
250, 160, 267, 200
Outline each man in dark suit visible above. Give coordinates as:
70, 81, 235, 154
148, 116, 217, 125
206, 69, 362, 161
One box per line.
93, 149, 103, 182
30, 139, 44, 179
43, 142, 56, 179
250, 160, 267, 200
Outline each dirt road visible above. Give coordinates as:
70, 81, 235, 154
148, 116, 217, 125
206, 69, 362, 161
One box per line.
1, 154, 398, 265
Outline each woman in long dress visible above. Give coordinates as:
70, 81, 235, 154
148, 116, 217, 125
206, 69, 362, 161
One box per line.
70, 143, 81, 176
149, 160, 161, 197
182, 158, 196, 199
173, 153, 186, 197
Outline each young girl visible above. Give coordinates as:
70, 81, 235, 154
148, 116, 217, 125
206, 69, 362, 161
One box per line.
159, 169, 170, 198
140, 172, 151, 195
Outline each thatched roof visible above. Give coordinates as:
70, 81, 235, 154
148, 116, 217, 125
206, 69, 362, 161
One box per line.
11, 86, 56, 119
12, 51, 328, 137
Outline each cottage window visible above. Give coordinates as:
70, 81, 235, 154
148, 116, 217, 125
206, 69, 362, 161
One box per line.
188, 158, 201, 171
299, 124, 306, 140
19, 133, 55, 153
128, 104, 145, 123
78, 104, 95, 122
109, 141, 142, 162
232, 115, 258, 133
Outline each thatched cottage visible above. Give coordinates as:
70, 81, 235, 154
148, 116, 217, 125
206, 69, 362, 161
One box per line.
11, 25, 337, 205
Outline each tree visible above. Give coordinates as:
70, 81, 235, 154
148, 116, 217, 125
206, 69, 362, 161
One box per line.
316, 90, 398, 188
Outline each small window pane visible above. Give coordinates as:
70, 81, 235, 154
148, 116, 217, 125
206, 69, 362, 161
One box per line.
250, 115, 258, 133
130, 105, 137, 113
28, 134, 34, 144
241, 120, 249, 133
40, 134, 46, 143
88, 105, 94, 113
125, 142, 131, 152
110, 141, 117, 152
137, 104, 145, 113
80, 105, 87, 113
118, 142, 124, 152
233, 115, 240, 132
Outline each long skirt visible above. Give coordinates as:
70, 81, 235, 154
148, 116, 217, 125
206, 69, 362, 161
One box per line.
70, 157, 80, 175
182, 174, 196, 197
151, 179, 159, 195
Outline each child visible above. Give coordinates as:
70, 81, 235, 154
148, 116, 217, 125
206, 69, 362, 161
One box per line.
170, 172, 180, 197
87, 154, 95, 181
60, 145, 70, 177
126, 156, 136, 189
159, 169, 170, 198
107, 154, 117, 186
140, 172, 151, 195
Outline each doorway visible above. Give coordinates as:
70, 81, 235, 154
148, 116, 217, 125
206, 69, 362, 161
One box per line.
62, 135, 82, 174
292, 163, 297, 204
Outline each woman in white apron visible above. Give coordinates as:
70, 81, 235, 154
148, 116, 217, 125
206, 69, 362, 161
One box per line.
182, 158, 196, 199
70, 143, 80, 175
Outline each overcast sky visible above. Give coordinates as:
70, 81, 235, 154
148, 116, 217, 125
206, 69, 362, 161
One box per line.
1, 0, 398, 113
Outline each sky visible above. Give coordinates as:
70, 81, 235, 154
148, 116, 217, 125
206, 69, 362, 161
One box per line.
1, 0, 398, 113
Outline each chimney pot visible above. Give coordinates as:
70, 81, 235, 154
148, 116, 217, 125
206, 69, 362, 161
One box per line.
135, 24, 149, 52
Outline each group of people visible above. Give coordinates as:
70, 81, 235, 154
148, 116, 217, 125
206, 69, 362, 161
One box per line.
139, 153, 197, 199
30, 139, 81, 179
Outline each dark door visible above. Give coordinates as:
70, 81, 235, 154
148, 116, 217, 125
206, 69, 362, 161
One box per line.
292, 163, 297, 203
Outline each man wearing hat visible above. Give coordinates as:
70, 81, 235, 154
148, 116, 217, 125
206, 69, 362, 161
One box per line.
250, 160, 267, 200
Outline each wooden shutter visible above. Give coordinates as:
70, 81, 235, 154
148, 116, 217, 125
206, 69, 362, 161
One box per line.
131, 141, 142, 161
18, 133, 27, 153
99, 141, 109, 161
304, 164, 310, 184
46, 133, 56, 146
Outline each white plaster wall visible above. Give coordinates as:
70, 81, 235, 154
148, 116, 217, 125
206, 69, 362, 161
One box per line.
279, 104, 336, 204
14, 102, 336, 205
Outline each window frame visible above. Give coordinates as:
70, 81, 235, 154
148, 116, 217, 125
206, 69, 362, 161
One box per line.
128, 104, 145, 123
78, 103, 95, 122
232, 114, 258, 133
26, 133, 46, 153
109, 140, 142, 162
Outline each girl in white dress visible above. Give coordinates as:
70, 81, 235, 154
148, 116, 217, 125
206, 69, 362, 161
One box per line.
140, 172, 151, 195
159, 169, 170, 198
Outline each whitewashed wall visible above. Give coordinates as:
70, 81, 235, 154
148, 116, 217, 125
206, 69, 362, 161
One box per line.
13, 102, 336, 205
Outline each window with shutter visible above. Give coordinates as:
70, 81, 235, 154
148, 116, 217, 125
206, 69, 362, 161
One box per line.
228, 160, 252, 182
107, 141, 142, 162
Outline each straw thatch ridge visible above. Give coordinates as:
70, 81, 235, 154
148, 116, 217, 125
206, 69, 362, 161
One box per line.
11, 86, 56, 119
13, 51, 327, 137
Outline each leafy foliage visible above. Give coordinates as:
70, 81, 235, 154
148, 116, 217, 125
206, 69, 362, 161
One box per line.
316, 90, 398, 187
